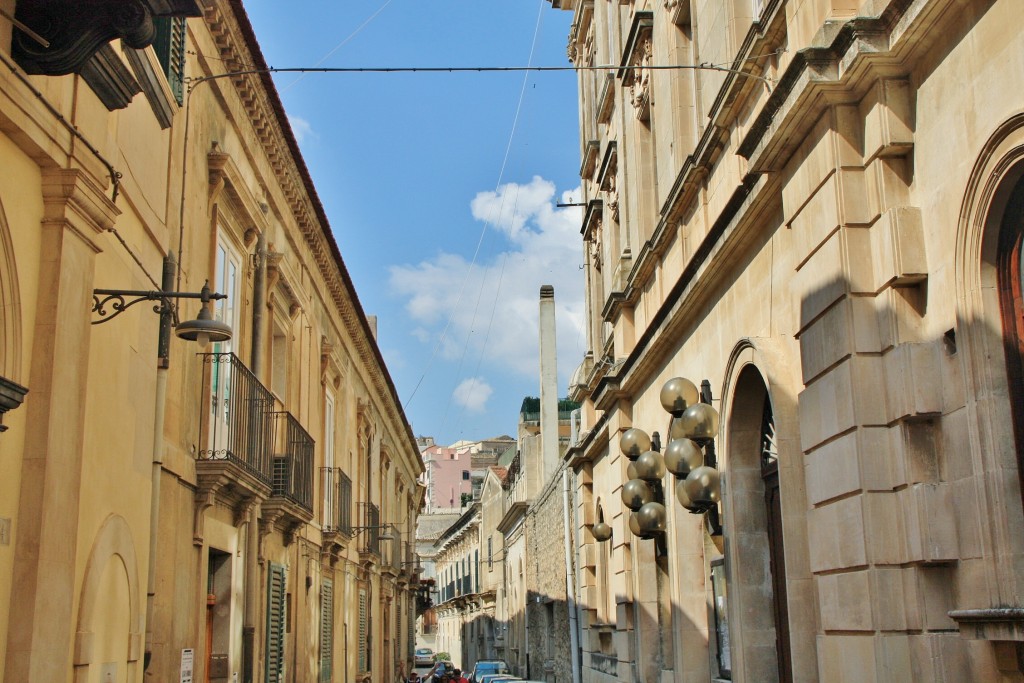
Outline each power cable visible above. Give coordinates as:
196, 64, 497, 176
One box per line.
279, 0, 395, 94
430, 0, 546, 440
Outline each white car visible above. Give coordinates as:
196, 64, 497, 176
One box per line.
414, 648, 436, 667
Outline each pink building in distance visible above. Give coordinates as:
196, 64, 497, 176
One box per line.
418, 437, 514, 512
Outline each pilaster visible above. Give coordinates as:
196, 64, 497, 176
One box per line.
4, 167, 117, 683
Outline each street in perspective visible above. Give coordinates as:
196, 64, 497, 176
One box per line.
2, 0, 1024, 682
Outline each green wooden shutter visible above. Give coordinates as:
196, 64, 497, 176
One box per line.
320, 579, 334, 682
153, 16, 187, 104
358, 588, 368, 672
266, 564, 286, 683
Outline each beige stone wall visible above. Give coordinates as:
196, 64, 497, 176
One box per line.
0, 3, 422, 683
561, 0, 1024, 681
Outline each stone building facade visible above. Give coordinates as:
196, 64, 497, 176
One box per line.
525, 467, 576, 683
0, 3, 422, 683
433, 505, 483, 670
547, 0, 1024, 681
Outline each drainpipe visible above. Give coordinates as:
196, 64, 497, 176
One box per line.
243, 229, 266, 683
561, 468, 581, 683
145, 253, 175, 669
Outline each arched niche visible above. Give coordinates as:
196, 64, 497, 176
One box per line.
72, 514, 142, 683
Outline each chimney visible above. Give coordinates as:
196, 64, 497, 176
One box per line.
539, 285, 559, 482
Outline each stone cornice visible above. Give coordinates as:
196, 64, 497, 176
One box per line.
204, 2, 423, 477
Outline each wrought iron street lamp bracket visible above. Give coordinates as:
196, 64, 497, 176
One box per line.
92, 284, 227, 325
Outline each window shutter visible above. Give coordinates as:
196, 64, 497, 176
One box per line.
153, 16, 187, 104
320, 579, 334, 682
266, 564, 286, 683
358, 588, 368, 672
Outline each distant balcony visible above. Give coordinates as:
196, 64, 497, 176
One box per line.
321, 467, 352, 562
263, 411, 315, 544
358, 502, 382, 557
196, 352, 275, 506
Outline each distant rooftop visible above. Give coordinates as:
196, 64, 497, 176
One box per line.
416, 513, 463, 541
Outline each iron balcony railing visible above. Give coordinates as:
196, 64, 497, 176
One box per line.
321, 467, 352, 535
359, 502, 381, 554
271, 411, 314, 512
198, 352, 275, 483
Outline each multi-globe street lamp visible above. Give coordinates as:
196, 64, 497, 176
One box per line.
592, 377, 722, 543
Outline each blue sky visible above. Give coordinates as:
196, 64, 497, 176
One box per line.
245, 2, 585, 445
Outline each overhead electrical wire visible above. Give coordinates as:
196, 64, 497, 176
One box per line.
279, 0, 395, 94
416, 0, 547, 436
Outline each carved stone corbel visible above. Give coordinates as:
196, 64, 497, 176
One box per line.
233, 496, 259, 528
193, 488, 218, 546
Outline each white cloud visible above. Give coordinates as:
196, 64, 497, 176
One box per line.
453, 377, 493, 413
389, 176, 586, 388
288, 115, 315, 144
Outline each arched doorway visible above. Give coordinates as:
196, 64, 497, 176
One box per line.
723, 365, 792, 683
997, 170, 1024, 480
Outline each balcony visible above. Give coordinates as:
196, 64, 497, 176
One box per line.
358, 502, 382, 558
195, 353, 275, 532
262, 411, 315, 545
321, 467, 352, 563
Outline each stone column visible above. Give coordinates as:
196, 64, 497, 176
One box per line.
4, 169, 118, 683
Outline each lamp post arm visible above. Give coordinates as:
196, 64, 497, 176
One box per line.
91, 286, 228, 325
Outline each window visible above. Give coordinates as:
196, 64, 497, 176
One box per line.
271, 323, 288, 399
209, 240, 242, 455
153, 17, 187, 104
322, 392, 336, 528
266, 564, 286, 683
488, 537, 493, 570
462, 470, 470, 481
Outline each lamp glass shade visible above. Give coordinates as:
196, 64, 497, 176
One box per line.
626, 462, 638, 480
592, 522, 613, 542
682, 465, 721, 507
635, 502, 667, 534
176, 305, 232, 345
619, 428, 651, 460
663, 438, 704, 478
671, 403, 720, 443
628, 511, 643, 537
621, 478, 654, 511
660, 377, 699, 416
676, 479, 697, 510
634, 450, 666, 481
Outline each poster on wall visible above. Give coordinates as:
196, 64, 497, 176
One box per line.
180, 648, 194, 683
710, 559, 731, 678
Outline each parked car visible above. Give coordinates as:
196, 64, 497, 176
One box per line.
414, 648, 436, 667
478, 674, 518, 683
468, 661, 510, 683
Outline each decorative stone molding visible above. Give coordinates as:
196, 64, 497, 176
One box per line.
0, 376, 28, 433
79, 43, 142, 110
123, 43, 178, 128
618, 12, 653, 122
596, 143, 619, 223
950, 609, 1024, 642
